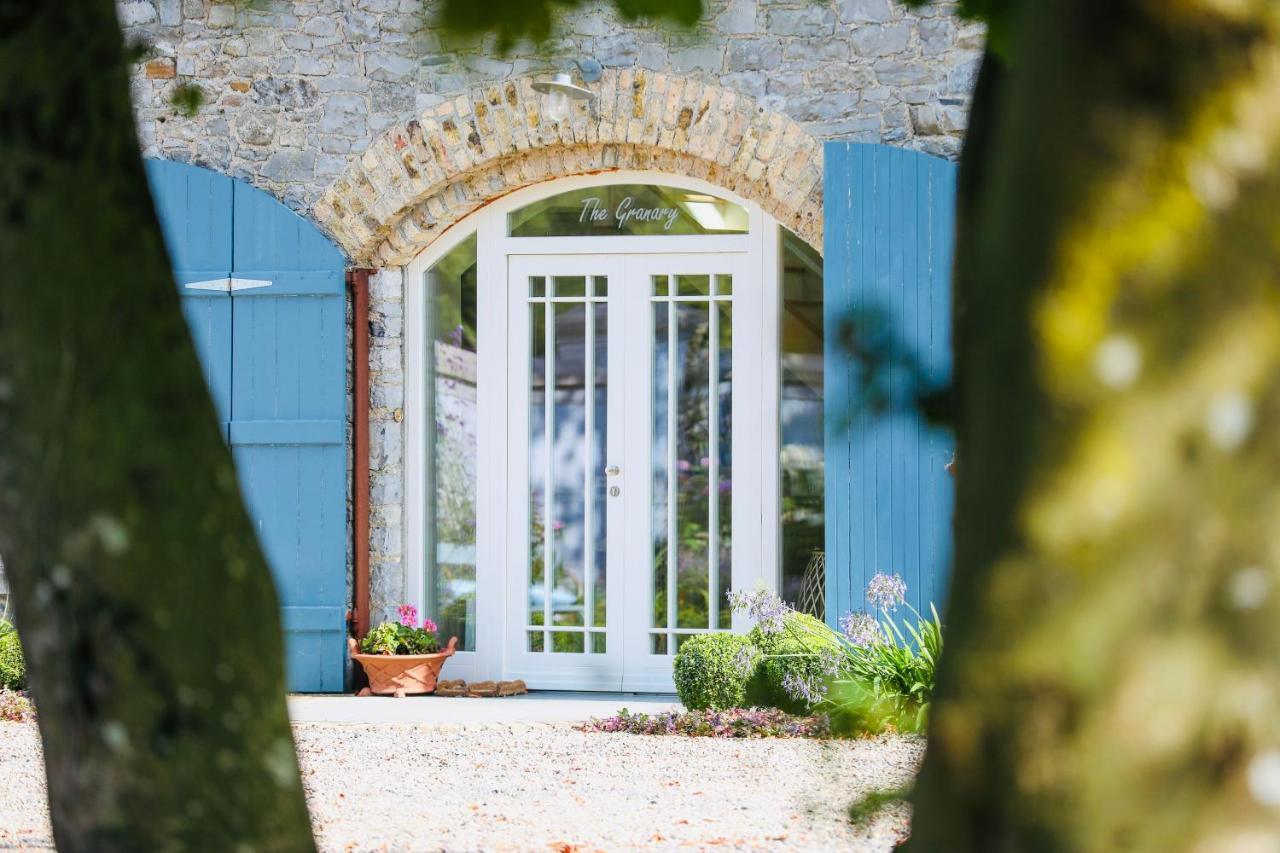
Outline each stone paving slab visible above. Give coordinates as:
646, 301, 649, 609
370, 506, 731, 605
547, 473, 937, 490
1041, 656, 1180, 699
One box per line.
288, 690, 682, 725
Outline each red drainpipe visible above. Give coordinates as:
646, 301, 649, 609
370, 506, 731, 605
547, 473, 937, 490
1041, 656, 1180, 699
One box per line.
347, 268, 374, 640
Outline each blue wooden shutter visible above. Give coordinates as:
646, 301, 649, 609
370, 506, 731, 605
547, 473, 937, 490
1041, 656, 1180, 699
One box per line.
823, 143, 956, 623
147, 159, 348, 693
145, 160, 233, 435
231, 181, 348, 693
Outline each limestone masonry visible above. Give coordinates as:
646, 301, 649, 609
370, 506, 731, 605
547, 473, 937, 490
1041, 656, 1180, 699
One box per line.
122, 0, 981, 236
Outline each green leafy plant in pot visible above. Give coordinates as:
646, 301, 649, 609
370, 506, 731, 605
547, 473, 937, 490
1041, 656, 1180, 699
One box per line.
350, 605, 458, 697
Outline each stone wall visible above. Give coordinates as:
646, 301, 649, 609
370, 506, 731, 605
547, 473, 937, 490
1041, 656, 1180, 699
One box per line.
367, 269, 405, 623
121, 0, 982, 221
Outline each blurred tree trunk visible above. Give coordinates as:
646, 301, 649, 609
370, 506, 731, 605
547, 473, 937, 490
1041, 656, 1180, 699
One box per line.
0, 1, 314, 849
908, 0, 1280, 849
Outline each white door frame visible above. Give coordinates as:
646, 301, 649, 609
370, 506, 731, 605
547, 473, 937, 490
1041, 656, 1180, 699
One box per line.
404, 171, 784, 690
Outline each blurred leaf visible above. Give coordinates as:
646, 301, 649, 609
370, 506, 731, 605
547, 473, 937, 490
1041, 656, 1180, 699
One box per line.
438, 0, 703, 51
169, 83, 203, 118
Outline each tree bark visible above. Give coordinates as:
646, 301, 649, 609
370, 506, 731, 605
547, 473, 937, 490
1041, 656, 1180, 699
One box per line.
0, 1, 314, 849
909, 0, 1280, 849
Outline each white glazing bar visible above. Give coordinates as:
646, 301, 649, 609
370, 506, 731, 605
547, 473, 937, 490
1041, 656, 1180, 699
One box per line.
665, 284, 678, 650
707, 289, 720, 630
543, 294, 554, 651
583, 289, 595, 639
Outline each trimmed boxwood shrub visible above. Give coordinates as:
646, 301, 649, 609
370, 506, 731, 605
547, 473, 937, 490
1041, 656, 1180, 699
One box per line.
745, 611, 842, 714
673, 632, 753, 711
0, 620, 25, 691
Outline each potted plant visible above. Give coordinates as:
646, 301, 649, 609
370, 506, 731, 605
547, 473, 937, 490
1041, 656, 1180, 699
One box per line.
350, 605, 458, 697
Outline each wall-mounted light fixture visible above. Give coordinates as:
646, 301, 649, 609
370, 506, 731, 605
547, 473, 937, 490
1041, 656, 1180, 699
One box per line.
532, 59, 602, 123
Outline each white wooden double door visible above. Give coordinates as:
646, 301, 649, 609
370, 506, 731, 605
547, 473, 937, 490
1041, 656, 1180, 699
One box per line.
504, 252, 762, 691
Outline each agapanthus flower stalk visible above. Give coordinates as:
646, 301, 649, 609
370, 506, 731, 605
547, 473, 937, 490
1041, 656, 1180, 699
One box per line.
865, 572, 907, 611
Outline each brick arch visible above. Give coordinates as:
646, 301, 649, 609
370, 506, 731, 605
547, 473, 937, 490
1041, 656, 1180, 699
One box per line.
313, 69, 825, 266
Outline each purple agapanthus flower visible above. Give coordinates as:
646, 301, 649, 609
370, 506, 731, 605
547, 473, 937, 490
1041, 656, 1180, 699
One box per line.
781, 670, 826, 706
727, 587, 789, 635
732, 643, 759, 677
865, 573, 907, 611
817, 647, 845, 678
840, 611, 882, 647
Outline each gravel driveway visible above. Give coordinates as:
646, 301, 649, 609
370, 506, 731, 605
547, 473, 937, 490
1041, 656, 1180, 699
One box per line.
0, 721, 922, 851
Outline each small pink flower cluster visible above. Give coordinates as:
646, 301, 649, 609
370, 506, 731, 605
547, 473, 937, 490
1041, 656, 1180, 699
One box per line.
397, 604, 438, 633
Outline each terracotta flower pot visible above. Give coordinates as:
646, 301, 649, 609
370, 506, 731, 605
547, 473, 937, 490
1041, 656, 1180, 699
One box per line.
350, 636, 458, 697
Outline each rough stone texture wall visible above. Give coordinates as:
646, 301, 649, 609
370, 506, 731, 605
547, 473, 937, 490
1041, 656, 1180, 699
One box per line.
366, 269, 406, 624
121, 0, 982, 220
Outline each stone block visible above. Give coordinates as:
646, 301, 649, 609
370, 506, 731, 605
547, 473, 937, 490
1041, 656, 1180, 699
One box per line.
295, 55, 331, 76
669, 45, 723, 74
343, 11, 381, 42
261, 149, 316, 182
919, 18, 953, 56
717, 0, 756, 34
252, 77, 319, 108
838, 0, 894, 23
156, 0, 182, 26
850, 23, 911, 57
873, 58, 935, 86
367, 52, 418, 83
303, 16, 340, 38
767, 6, 834, 38
235, 110, 276, 145
206, 3, 235, 28
726, 38, 781, 72
320, 94, 368, 135
144, 57, 176, 79
118, 1, 158, 26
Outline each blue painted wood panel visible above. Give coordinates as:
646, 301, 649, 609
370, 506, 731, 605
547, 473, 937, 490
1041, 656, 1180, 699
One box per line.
823, 143, 956, 625
145, 160, 233, 436
231, 180, 348, 693
147, 159, 348, 693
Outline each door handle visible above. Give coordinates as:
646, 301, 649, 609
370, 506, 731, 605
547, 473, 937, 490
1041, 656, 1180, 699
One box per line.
605, 465, 621, 476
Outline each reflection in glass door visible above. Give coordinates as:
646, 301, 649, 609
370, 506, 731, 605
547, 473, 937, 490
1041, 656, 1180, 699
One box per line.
649, 273, 734, 654
527, 274, 610, 657
508, 253, 754, 690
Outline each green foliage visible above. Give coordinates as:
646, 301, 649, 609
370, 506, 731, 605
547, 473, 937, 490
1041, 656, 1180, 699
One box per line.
440, 0, 702, 52
0, 620, 25, 691
169, 83, 203, 118
745, 611, 842, 714
672, 632, 752, 710
830, 606, 943, 735
848, 783, 913, 826
359, 621, 441, 655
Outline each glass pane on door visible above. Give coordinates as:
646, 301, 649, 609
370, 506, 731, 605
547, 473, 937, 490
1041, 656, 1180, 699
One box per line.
528, 275, 609, 654
649, 273, 733, 655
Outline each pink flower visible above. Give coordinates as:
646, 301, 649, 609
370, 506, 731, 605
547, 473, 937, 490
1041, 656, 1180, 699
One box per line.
421, 618, 438, 633
397, 604, 419, 627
